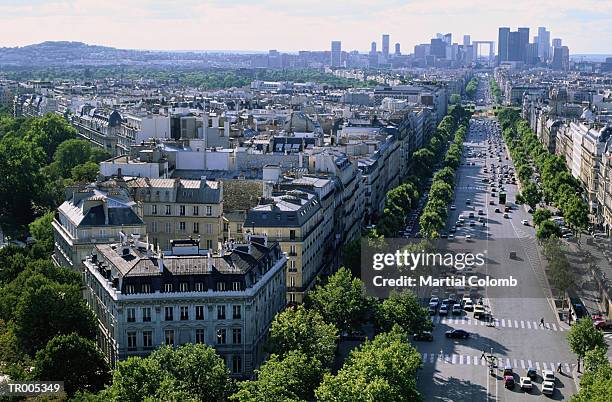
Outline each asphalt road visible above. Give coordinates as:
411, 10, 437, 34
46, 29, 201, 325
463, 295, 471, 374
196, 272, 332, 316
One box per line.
415, 78, 577, 401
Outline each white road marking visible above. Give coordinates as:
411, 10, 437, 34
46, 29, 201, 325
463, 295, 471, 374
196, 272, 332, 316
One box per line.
520, 360, 525, 369
527, 321, 532, 329
520, 320, 525, 328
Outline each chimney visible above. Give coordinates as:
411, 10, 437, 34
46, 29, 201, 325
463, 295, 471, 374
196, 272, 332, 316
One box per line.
263, 181, 273, 199
158, 253, 164, 273
207, 250, 213, 270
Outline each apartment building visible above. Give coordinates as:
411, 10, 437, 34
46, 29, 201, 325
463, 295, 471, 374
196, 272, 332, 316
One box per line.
245, 188, 324, 304
82, 235, 286, 376
52, 183, 146, 270
125, 177, 223, 252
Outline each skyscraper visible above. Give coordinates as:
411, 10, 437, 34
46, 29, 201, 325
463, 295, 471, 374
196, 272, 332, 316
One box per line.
551, 46, 569, 70
463, 35, 471, 47
382, 34, 390, 59
394, 43, 401, 56
507, 31, 521, 61
552, 38, 562, 48
518, 27, 530, 62
430, 38, 446, 59
442, 33, 452, 45
537, 27, 550, 62
498, 27, 510, 64
370, 41, 377, 54
330, 41, 342, 67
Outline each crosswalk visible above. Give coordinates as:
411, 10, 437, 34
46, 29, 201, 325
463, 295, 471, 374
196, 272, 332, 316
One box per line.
431, 315, 565, 332
421, 352, 574, 373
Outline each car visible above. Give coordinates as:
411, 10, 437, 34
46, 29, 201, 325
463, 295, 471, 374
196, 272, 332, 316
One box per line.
439, 305, 449, 316
450, 205, 456, 210
489, 200, 495, 205
509, 251, 517, 259
503, 212, 509, 218
526, 367, 537, 380
429, 297, 439, 306
458, 214, 465, 221
466, 199, 471, 205
473, 305, 486, 319
504, 375, 515, 389
469, 221, 476, 226
455, 220, 463, 227
465, 234, 472, 241
469, 212, 475, 218
478, 216, 484, 222
503, 365, 513, 376
562, 233, 573, 239
428, 305, 437, 315
519, 377, 532, 390
495, 208, 501, 213
463, 301, 474, 311
594, 319, 612, 330
542, 380, 555, 395
478, 209, 484, 215
504, 206, 511, 212
449, 226, 456, 233
521, 219, 529, 226
542, 370, 555, 382
452, 304, 463, 315
445, 329, 469, 339
413, 331, 433, 341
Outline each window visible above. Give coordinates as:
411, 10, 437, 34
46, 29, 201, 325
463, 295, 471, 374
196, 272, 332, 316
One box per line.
142, 283, 151, 293
165, 205, 172, 215
193, 206, 199, 216
232, 356, 242, 374
151, 205, 157, 215
237, 224, 243, 233
165, 330, 174, 346
217, 305, 226, 320
205, 223, 212, 234
180, 306, 189, 320
290, 230, 296, 240
289, 293, 296, 303
223, 222, 229, 232
165, 306, 174, 321
232, 328, 242, 344
179, 222, 186, 232
143, 331, 152, 349
216, 281, 226, 291
127, 308, 136, 322
195, 282, 205, 292
206, 206, 212, 216
179, 282, 188, 292
151, 221, 158, 233
289, 275, 295, 288
206, 239, 213, 249
127, 331, 137, 350
216, 328, 226, 344
232, 281, 241, 291
165, 222, 172, 233
193, 222, 199, 233
232, 305, 241, 319
180, 205, 186, 216
195, 329, 205, 343
290, 260, 296, 271
139, 308, 150, 323
125, 285, 135, 294
196, 305, 204, 320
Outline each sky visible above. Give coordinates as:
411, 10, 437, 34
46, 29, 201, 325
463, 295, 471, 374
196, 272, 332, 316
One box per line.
0, 0, 610, 54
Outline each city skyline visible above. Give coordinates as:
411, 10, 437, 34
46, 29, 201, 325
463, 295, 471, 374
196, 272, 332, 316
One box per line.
0, 0, 610, 54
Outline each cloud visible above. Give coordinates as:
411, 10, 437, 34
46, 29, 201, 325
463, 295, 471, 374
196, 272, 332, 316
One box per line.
0, 0, 609, 53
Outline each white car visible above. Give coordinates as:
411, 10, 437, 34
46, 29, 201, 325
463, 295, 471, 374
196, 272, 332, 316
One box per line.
450, 205, 456, 210
521, 219, 529, 225
463, 300, 474, 312
465, 234, 472, 241
429, 297, 439, 307
519, 377, 533, 390
542, 370, 555, 382
503, 212, 509, 218
542, 380, 555, 395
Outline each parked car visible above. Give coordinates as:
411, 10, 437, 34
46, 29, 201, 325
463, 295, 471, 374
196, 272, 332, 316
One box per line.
526, 368, 537, 380
452, 305, 463, 315
542, 370, 555, 383
463, 300, 474, 312
504, 375, 515, 389
473, 305, 486, 319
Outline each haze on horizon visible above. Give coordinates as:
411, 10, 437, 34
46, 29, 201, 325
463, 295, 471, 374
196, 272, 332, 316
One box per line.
0, 0, 610, 54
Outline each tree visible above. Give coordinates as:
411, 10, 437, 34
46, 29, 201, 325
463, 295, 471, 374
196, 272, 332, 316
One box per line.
88, 147, 111, 163
230, 351, 325, 402
28, 211, 55, 254
564, 195, 589, 233
429, 181, 453, 204
533, 209, 552, 226
521, 183, 541, 210
433, 167, 455, 185
151, 344, 232, 401
567, 317, 608, 371
536, 221, 562, 240
267, 305, 338, 368
571, 347, 612, 402
419, 210, 444, 238
548, 255, 574, 301
411, 148, 435, 179
24, 114, 77, 163
105, 344, 231, 401
305, 267, 373, 334
376, 290, 432, 334
12, 279, 97, 355
32, 333, 111, 396
71, 161, 100, 182
449, 94, 461, 105
51, 139, 95, 178
315, 326, 422, 402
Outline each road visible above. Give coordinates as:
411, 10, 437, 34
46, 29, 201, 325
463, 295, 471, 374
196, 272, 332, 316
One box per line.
415, 76, 577, 401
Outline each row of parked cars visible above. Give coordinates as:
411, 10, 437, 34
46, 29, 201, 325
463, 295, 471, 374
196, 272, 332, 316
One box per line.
502, 365, 557, 395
